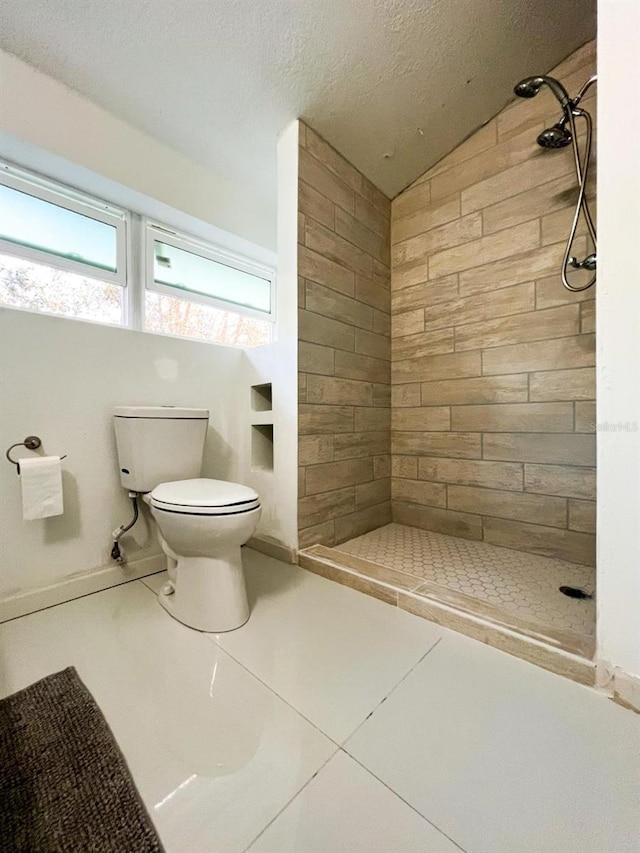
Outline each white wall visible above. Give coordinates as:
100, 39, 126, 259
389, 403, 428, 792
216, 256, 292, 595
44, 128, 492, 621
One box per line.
0, 309, 243, 600
596, 0, 640, 680
0, 49, 275, 250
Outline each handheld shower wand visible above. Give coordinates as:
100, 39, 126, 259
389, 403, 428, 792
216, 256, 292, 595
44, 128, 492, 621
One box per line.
514, 74, 597, 291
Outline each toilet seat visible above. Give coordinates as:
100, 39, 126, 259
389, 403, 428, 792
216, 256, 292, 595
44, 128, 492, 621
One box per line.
150, 478, 260, 516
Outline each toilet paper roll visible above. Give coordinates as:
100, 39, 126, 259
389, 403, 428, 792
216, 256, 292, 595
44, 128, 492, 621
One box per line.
20, 456, 64, 520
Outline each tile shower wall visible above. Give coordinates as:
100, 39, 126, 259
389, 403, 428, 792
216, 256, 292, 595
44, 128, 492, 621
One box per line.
298, 123, 392, 548
390, 41, 596, 566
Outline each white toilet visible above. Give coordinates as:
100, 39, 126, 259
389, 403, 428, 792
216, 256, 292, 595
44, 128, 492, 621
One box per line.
113, 406, 261, 632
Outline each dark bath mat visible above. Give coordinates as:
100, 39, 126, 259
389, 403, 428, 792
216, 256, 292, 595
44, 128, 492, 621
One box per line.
0, 667, 164, 853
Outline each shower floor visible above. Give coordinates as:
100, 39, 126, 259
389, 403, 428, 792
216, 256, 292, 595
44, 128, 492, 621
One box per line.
303, 523, 596, 662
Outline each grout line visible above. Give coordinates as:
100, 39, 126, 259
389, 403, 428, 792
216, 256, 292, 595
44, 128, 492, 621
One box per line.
241, 749, 341, 853
343, 749, 468, 853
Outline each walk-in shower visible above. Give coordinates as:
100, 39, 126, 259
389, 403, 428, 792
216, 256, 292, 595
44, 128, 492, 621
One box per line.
514, 73, 597, 291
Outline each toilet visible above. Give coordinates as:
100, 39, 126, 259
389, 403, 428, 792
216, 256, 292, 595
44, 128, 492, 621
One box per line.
113, 406, 261, 632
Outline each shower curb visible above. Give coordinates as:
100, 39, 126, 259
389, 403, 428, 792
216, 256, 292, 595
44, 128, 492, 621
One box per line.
298, 545, 596, 688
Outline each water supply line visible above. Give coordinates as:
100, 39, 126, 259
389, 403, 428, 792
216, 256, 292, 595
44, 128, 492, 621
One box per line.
514, 73, 597, 291
111, 493, 139, 564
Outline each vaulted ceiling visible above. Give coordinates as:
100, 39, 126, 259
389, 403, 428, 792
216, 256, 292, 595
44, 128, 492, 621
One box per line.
0, 0, 595, 202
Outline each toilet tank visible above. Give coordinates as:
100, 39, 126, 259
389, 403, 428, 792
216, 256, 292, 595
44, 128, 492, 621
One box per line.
113, 406, 209, 492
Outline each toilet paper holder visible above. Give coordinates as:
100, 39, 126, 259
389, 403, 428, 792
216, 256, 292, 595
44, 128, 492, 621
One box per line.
5, 435, 67, 475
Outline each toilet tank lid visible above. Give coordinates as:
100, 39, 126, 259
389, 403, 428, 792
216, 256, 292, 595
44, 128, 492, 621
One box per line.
151, 478, 259, 507
114, 406, 209, 419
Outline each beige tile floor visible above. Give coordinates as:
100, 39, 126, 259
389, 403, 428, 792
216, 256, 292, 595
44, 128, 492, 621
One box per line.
1, 549, 637, 853
336, 523, 596, 638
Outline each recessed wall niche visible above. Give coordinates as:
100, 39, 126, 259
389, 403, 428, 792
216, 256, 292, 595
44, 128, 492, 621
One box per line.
251, 424, 274, 471
251, 383, 272, 412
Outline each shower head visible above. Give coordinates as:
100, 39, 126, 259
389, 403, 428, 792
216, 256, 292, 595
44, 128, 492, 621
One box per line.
537, 121, 572, 149
514, 75, 572, 108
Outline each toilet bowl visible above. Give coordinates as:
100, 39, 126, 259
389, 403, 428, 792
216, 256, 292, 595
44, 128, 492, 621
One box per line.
146, 478, 261, 632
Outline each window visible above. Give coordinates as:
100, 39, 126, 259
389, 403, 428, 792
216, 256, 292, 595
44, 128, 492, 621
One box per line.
0, 162, 275, 348
144, 223, 273, 346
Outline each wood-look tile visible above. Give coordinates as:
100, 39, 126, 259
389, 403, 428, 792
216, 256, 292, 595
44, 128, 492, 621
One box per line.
298, 465, 305, 498
355, 194, 390, 238
458, 240, 577, 296
306, 375, 373, 406
354, 406, 391, 432
298, 520, 336, 549
392, 407, 451, 432
305, 458, 374, 496
391, 258, 430, 291
391, 274, 458, 312
373, 455, 391, 479
334, 350, 389, 384
355, 278, 390, 313
393, 213, 481, 267
299, 147, 355, 214
420, 120, 497, 182
529, 368, 595, 402
304, 126, 363, 193
372, 258, 391, 289
333, 431, 390, 461
335, 206, 389, 265
581, 300, 595, 333
298, 486, 356, 527
391, 383, 421, 408
393, 432, 481, 459
420, 374, 528, 405
568, 499, 596, 534
298, 372, 307, 403
312, 545, 419, 593
372, 383, 391, 407
392, 455, 418, 479
574, 401, 596, 434
482, 172, 577, 236
305, 219, 373, 278
354, 328, 390, 361
355, 478, 391, 509
430, 221, 540, 279
299, 404, 354, 435
299, 245, 355, 296
299, 434, 334, 466
393, 502, 483, 540
392, 309, 424, 339
536, 275, 595, 309
392, 478, 447, 508
417, 457, 523, 490
391, 195, 460, 244
524, 464, 596, 500
391, 329, 455, 361
298, 553, 399, 605
484, 433, 596, 466
451, 402, 574, 433
481, 333, 594, 375
334, 501, 392, 544
392, 350, 481, 384
299, 308, 355, 352
550, 39, 595, 78
540, 196, 596, 247
483, 517, 595, 566
298, 179, 335, 229
455, 305, 579, 352
423, 282, 535, 332
299, 341, 335, 376
306, 280, 373, 331
392, 180, 432, 221
447, 485, 567, 528
372, 308, 391, 336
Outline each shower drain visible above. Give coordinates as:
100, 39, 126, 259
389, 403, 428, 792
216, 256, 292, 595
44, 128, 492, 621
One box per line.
559, 585, 593, 600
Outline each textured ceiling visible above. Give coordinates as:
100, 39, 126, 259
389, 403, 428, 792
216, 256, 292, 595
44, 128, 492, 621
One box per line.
0, 0, 595, 202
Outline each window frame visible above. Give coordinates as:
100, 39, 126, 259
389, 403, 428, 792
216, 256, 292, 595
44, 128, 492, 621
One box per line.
0, 161, 277, 346
143, 220, 277, 325
0, 163, 128, 287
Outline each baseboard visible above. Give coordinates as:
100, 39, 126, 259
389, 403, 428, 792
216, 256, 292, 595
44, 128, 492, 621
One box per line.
597, 660, 640, 713
246, 534, 298, 564
0, 553, 166, 623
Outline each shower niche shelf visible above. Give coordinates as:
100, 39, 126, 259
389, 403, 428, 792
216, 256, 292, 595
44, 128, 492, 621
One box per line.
251, 383, 272, 412
251, 424, 274, 472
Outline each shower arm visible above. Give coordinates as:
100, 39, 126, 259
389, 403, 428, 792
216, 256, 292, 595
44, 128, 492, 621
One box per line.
562, 107, 596, 292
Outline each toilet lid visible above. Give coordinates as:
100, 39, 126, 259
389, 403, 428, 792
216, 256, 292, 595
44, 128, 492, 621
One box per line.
150, 478, 260, 515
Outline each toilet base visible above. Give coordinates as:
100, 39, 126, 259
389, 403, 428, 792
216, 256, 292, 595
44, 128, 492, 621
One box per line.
158, 548, 250, 633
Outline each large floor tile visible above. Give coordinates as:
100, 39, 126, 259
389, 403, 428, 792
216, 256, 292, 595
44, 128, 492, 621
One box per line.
211, 549, 444, 743
346, 632, 640, 853
248, 750, 462, 852
0, 582, 336, 853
